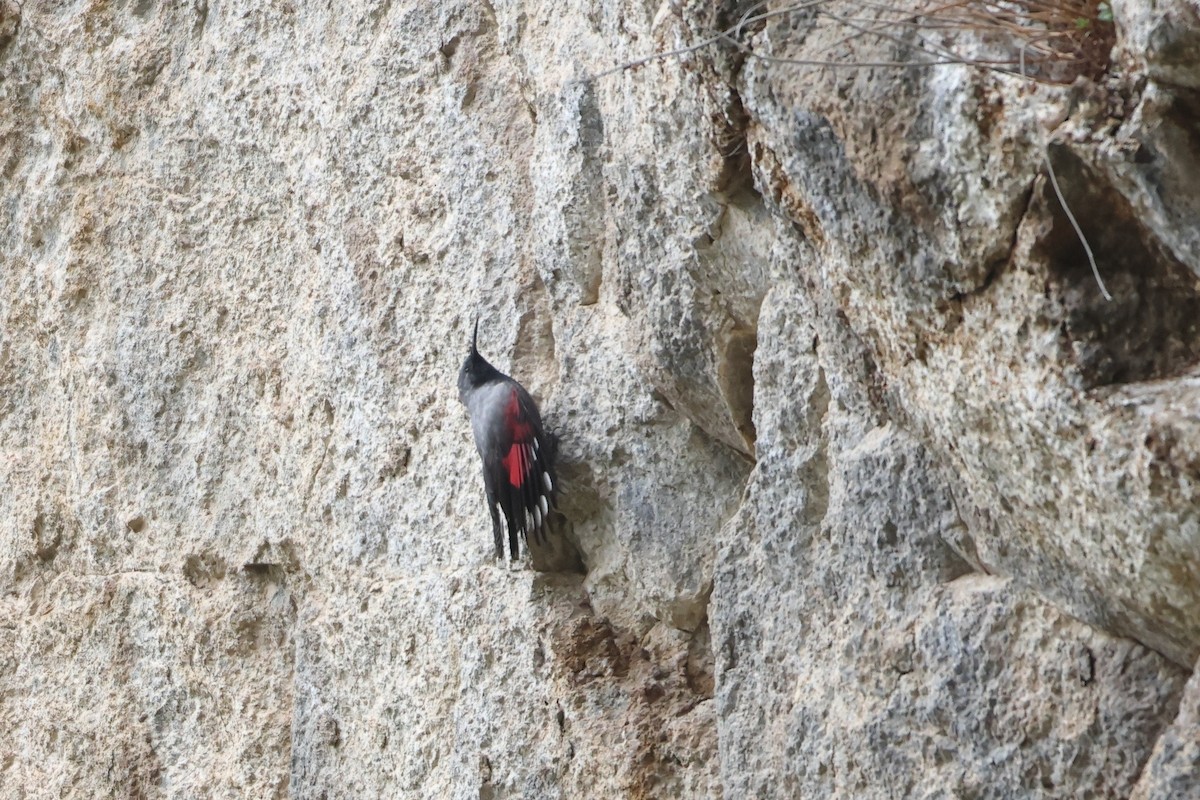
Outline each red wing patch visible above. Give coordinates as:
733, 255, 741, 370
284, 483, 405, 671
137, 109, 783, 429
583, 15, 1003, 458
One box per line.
501, 389, 534, 488
502, 442, 533, 488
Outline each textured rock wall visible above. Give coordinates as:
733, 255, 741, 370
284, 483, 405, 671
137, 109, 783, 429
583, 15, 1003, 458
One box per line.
0, 0, 1197, 797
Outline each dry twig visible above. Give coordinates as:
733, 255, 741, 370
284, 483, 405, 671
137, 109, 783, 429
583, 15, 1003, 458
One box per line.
591, 0, 1116, 85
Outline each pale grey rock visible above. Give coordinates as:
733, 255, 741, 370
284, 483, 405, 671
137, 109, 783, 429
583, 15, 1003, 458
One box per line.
289, 572, 717, 799
713, 283, 1187, 799
737, 0, 1200, 666
0, 571, 296, 798
1113, 0, 1200, 88
0, 0, 1197, 797
1132, 657, 1200, 799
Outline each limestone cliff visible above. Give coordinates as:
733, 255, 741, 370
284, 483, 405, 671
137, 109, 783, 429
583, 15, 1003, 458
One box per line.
1, 0, 1197, 797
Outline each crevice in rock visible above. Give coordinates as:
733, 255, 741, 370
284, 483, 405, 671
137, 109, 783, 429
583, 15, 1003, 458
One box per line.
242, 562, 287, 582
32, 511, 63, 563
716, 324, 758, 452
191, 0, 208, 39
714, 81, 754, 204
700, 74, 765, 456
803, 364, 832, 528
0, 1, 20, 57
950, 184, 1032, 307
529, 453, 594, 577
686, 614, 715, 698
937, 484, 992, 578
927, 182, 1035, 360
183, 552, 228, 588
528, 510, 587, 575
1159, 87, 1200, 156
1038, 144, 1200, 390
858, 338, 895, 424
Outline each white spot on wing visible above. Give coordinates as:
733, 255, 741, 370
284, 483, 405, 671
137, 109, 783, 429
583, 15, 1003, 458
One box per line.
543, 472, 553, 492
539, 495, 548, 516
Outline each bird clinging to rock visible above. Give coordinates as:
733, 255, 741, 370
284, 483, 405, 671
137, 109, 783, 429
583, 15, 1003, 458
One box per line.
457, 318, 558, 560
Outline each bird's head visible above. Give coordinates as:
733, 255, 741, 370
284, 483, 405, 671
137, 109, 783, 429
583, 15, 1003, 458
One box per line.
458, 316, 503, 401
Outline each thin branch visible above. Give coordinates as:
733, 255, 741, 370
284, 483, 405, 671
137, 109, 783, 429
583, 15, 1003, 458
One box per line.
586, 0, 829, 82
588, 0, 1112, 85
718, 31, 1031, 77
585, 0, 1116, 302
815, 6, 1001, 69
587, 33, 728, 80
1045, 151, 1112, 301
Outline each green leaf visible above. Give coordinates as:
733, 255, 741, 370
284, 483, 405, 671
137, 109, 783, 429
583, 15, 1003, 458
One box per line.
1098, 2, 1114, 22
1075, 16, 1091, 29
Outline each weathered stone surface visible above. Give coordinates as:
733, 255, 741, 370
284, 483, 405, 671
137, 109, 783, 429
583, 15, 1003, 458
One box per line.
289, 572, 717, 799
713, 283, 1187, 798
1132, 657, 1200, 799
1114, 0, 1200, 88
737, 0, 1200, 666
0, 571, 296, 797
0, 0, 1197, 797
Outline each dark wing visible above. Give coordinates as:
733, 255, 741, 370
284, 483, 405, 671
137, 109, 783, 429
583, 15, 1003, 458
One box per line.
490, 385, 558, 558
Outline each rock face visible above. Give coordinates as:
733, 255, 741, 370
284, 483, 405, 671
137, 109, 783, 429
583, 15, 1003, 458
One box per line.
0, 0, 1197, 797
